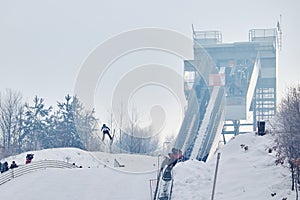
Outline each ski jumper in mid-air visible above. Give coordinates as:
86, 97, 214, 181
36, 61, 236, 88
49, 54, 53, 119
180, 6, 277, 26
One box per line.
101, 124, 113, 141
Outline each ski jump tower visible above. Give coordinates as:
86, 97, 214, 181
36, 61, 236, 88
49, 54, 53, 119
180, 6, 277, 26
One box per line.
175, 26, 281, 161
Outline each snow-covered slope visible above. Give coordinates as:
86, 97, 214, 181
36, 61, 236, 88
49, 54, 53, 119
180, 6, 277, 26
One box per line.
0, 148, 158, 200
0, 132, 296, 200
1, 147, 158, 172
172, 132, 295, 200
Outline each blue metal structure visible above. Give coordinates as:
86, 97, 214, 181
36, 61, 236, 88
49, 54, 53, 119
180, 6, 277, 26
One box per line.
175, 27, 280, 161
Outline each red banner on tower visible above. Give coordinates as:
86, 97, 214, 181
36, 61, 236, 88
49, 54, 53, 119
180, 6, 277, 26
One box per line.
209, 73, 225, 86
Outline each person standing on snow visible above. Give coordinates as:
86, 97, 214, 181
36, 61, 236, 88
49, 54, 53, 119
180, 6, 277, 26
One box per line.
10, 161, 18, 169
1, 162, 9, 173
26, 153, 34, 164
101, 124, 113, 141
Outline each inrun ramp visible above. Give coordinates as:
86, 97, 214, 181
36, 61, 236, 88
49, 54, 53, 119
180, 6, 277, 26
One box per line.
174, 28, 278, 161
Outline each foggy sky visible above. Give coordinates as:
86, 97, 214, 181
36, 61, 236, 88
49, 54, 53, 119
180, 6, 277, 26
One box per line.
0, 0, 299, 135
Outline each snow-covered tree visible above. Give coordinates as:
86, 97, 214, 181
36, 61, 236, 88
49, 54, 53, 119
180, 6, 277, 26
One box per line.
114, 107, 159, 154
274, 84, 300, 192
0, 89, 24, 157
54, 95, 100, 150
22, 96, 52, 151
119, 126, 159, 154
72, 97, 103, 151
0, 92, 102, 156
41, 111, 59, 149
55, 95, 84, 149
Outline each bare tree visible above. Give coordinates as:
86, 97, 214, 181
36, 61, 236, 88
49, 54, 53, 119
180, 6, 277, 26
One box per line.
114, 106, 160, 154
118, 108, 158, 154
119, 126, 159, 154
274, 84, 300, 196
0, 89, 24, 157
76, 109, 100, 150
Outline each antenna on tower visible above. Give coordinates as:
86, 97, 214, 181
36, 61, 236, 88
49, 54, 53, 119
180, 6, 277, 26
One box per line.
192, 24, 196, 39
277, 15, 283, 51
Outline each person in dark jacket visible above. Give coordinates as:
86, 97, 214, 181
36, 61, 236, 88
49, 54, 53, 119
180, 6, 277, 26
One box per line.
26, 153, 34, 164
101, 124, 113, 141
171, 148, 183, 160
1, 162, 9, 173
10, 161, 18, 169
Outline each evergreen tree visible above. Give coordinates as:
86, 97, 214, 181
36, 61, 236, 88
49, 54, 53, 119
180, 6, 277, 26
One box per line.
56, 95, 84, 149
41, 112, 59, 149
22, 96, 52, 150
76, 109, 99, 150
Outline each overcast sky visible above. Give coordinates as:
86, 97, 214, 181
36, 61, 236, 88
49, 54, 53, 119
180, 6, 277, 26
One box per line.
0, 0, 299, 135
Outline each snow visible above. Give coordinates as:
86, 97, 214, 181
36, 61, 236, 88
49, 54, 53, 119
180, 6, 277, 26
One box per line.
172, 133, 295, 200
0, 132, 296, 200
190, 86, 220, 159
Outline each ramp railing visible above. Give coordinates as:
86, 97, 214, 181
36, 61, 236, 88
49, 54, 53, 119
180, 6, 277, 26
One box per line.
0, 160, 76, 185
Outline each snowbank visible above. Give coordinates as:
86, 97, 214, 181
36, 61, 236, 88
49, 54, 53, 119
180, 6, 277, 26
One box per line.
172, 132, 295, 200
